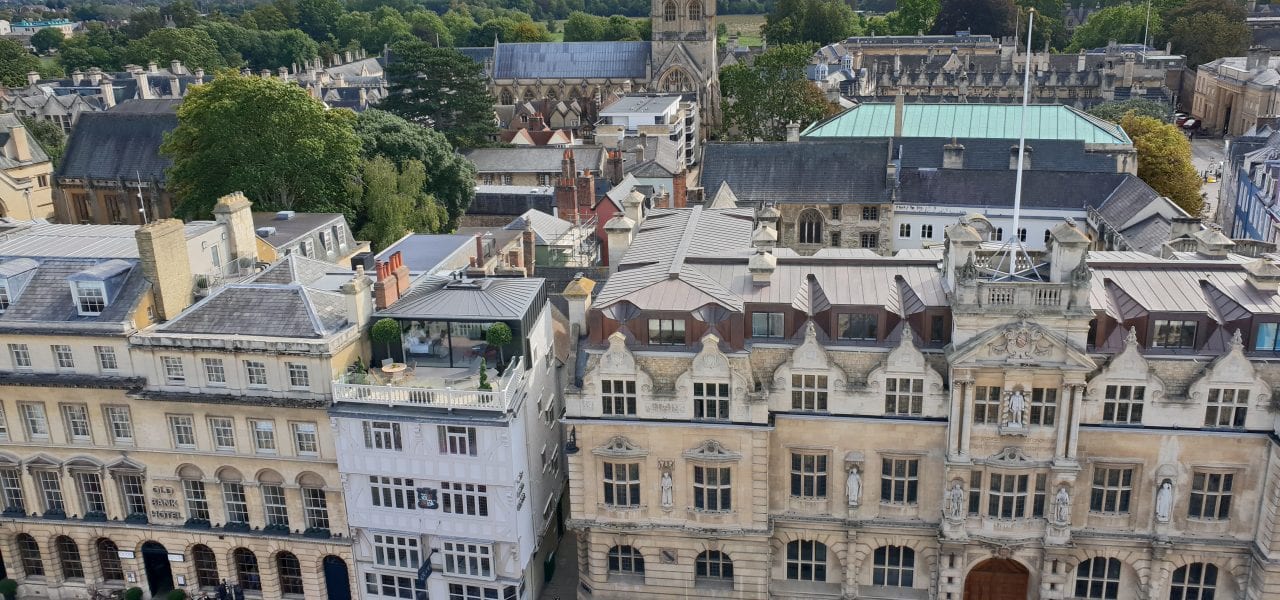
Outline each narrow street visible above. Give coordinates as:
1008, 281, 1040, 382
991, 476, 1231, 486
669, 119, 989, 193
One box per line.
539, 534, 579, 600
1190, 137, 1227, 220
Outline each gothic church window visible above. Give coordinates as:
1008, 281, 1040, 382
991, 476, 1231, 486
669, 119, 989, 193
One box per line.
663, 0, 678, 21
797, 209, 823, 244
688, 0, 703, 20
499, 89, 513, 105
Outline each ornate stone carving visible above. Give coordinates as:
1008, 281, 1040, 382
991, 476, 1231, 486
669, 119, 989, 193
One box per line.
682, 439, 741, 462
988, 321, 1053, 361
988, 446, 1034, 464
592, 436, 648, 458
958, 254, 978, 282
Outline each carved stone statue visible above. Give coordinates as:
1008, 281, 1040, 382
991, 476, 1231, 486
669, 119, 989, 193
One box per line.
1052, 487, 1071, 524
660, 471, 673, 509
1155, 480, 1173, 523
846, 467, 862, 508
1006, 390, 1026, 427
944, 481, 965, 520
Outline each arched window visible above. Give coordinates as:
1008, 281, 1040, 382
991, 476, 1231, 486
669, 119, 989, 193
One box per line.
1017, 227, 1028, 242
786, 540, 826, 581
96, 539, 124, 582
234, 548, 262, 591
663, 0, 678, 21
499, 88, 514, 105
1075, 557, 1121, 600
277, 551, 305, 596
991, 227, 1004, 241
695, 550, 733, 582
299, 472, 330, 532
16, 533, 42, 576
547, 88, 559, 100
688, 1, 703, 20
218, 467, 249, 527
192, 544, 220, 588
798, 209, 824, 245
56, 536, 84, 579
258, 470, 288, 531
872, 546, 914, 587
1170, 563, 1217, 600
662, 69, 694, 92
607, 545, 645, 574
523, 88, 536, 102
179, 464, 209, 524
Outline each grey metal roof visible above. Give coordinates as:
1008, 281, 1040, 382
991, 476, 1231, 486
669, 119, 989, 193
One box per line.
253, 254, 349, 287
377, 234, 474, 273
159, 284, 349, 338
464, 146, 606, 174
483, 41, 651, 80
601, 94, 682, 115
55, 99, 178, 181
1090, 259, 1280, 317
379, 276, 545, 320
0, 222, 216, 259
699, 140, 892, 207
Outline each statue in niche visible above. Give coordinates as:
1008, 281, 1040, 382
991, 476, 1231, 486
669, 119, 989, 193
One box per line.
944, 481, 965, 520
1155, 480, 1173, 523
1006, 389, 1026, 427
660, 471, 674, 509
846, 466, 862, 507
1052, 487, 1071, 524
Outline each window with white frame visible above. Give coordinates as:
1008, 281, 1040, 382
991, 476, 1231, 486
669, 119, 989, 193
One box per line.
319, 230, 332, 252
439, 425, 477, 456
602, 462, 640, 507
693, 466, 731, 511
791, 374, 828, 411
373, 534, 420, 569
249, 419, 276, 453
785, 540, 826, 581
36, 469, 64, 513
1189, 471, 1233, 520
790, 452, 828, 498
292, 422, 318, 455
693, 382, 729, 420
0, 468, 23, 513
899, 223, 911, 238
973, 386, 1002, 424
885, 378, 923, 415
73, 281, 106, 314
105, 406, 133, 443
364, 421, 402, 451
1102, 385, 1144, 424
601, 379, 637, 416
0, 280, 10, 311
19, 402, 47, 439
1029, 388, 1057, 425
448, 583, 507, 600
117, 473, 146, 516
370, 476, 416, 510
1075, 557, 1122, 600
95, 346, 118, 371
334, 225, 346, 249
76, 472, 106, 514
300, 239, 314, 257
161, 356, 185, 384
0, 405, 9, 440
302, 487, 329, 530
881, 457, 919, 504
262, 484, 288, 528
222, 481, 249, 524
286, 363, 310, 388
920, 224, 934, 238
183, 479, 209, 521
1205, 388, 1249, 429
61, 404, 90, 443
169, 415, 196, 448
243, 360, 268, 387
8, 343, 29, 369
443, 540, 493, 578
872, 546, 915, 587
365, 573, 418, 599
209, 417, 235, 450
441, 482, 488, 516
202, 358, 226, 385
1089, 467, 1133, 514
52, 345, 74, 370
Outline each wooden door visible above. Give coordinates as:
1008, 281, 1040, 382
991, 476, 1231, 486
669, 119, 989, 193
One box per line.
964, 558, 1030, 600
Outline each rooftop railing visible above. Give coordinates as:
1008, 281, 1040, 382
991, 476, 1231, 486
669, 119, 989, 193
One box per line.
333, 357, 524, 412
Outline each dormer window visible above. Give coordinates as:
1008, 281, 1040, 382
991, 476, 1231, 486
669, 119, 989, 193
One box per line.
0, 280, 10, 312
74, 281, 106, 315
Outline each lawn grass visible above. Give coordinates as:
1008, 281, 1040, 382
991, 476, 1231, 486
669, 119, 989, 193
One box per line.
719, 13, 765, 47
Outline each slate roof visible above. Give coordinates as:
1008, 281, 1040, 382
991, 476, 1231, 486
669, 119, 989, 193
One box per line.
895, 169, 1147, 210
466, 41, 652, 80
464, 146, 606, 174
252, 212, 346, 248
619, 136, 683, 178
699, 140, 891, 207
56, 99, 178, 181
801, 103, 1132, 145
0, 113, 49, 169
0, 257, 148, 329
252, 254, 347, 287
159, 284, 349, 338
897, 137, 1120, 172
379, 276, 545, 320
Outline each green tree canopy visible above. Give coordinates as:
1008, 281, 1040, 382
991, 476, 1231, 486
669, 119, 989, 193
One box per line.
354, 108, 476, 229
356, 156, 447, 252
30, 28, 63, 55
0, 38, 42, 87
1070, 4, 1155, 50
930, 0, 1017, 37
406, 10, 453, 46
161, 73, 362, 219
1119, 113, 1202, 216
20, 116, 65, 167
125, 27, 228, 70
1087, 98, 1170, 123
885, 0, 940, 36
381, 41, 497, 149
721, 43, 838, 141
762, 0, 861, 45
1164, 0, 1249, 68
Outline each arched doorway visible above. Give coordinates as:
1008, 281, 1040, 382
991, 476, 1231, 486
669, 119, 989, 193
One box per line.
323, 555, 352, 600
965, 558, 1029, 600
140, 541, 175, 595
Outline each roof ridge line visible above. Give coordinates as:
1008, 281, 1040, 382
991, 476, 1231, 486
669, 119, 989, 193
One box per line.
668, 205, 702, 279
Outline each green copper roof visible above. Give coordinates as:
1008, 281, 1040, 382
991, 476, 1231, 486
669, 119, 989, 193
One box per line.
801, 103, 1132, 145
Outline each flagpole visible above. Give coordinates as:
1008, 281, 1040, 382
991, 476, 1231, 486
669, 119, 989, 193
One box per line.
1004, 8, 1035, 279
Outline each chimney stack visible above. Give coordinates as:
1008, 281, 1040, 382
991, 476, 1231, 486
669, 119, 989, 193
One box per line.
561, 273, 596, 339
1247, 46, 1272, 72
748, 249, 776, 285
100, 79, 115, 108
135, 71, 151, 100
1192, 225, 1235, 259
170, 59, 184, 75
25, 71, 38, 86
604, 213, 636, 269
1244, 259, 1280, 293
893, 92, 905, 137
522, 224, 536, 277
148, 61, 158, 74
605, 150, 623, 185
786, 121, 800, 142
372, 252, 410, 309
1010, 145, 1032, 170
943, 141, 965, 169
211, 192, 258, 265
6, 125, 29, 162
136, 219, 194, 321
340, 266, 374, 329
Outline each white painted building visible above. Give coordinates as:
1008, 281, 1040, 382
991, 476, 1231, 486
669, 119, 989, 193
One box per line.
597, 93, 700, 167
330, 273, 566, 600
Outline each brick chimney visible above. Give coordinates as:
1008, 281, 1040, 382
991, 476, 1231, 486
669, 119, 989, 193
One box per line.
136, 219, 193, 321
605, 150, 624, 185
372, 251, 410, 309
7, 125, 30, 162
529, 113, 545, 130
555, 149, 580, 220
574, 169, 595, 217
522, 224, 536, 277
211, 192, 258, 265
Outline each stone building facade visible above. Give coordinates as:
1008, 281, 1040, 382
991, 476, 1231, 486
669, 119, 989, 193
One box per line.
565, 204, 1280, 599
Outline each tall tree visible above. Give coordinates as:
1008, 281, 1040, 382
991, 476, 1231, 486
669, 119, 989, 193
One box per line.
1069, 4, 1154, 50
20, 116, 65, 167
720, 44, 838, 141
380, 41, 497, 149
762, 0, 861, 45
354, 109, 477, 229
0, 38, 41, 87
1087, 98, 1169, 122
886, 0, 940, 36
161, 73, 362, 219
125, 27, 228, 70
1119, 114, 1203, 216
1163, 0, 1249, 67
356, 156, 447, 252
30, 28, 63, 55
931, 0, 1017, 37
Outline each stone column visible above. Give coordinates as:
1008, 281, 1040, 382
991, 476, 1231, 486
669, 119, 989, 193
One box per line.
1065, 384, 1084, 460
947, 381, 964, 459
243, 482, 265, 529
205, 478, 226, 527
842, 530, 859, 598
283, 485, 303, 533
959, 378, 976, 457
17, 467, 39, 517
1053, 383, 1072, 460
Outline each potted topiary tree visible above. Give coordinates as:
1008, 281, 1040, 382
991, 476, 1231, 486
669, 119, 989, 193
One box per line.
485, 323, 513, 368
371, 318, 401, 363
477, 358, 491, 390
166, 590, 189, 600
123, 588, 144, 600
0, 578, 17, 600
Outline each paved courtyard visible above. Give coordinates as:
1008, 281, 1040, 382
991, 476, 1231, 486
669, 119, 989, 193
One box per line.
539, 533, 579, 600
1190, 137, 1226, 220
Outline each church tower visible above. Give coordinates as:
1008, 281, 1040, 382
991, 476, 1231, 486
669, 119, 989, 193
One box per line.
650, 0, 719, 121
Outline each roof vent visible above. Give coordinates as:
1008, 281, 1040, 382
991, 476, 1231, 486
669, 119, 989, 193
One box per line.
256, 226, 276, 237
275, 210, 296, 221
